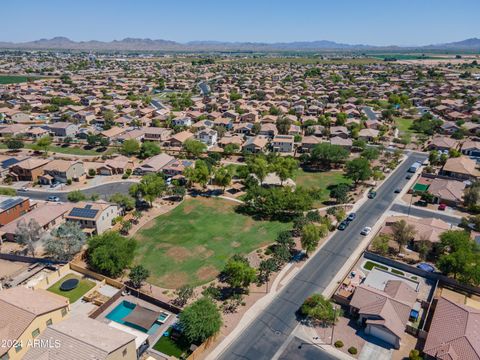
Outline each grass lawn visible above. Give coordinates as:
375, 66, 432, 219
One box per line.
391, 269, 405, 276
363, 261, 388, 271
47, 273, 96, 303
134, 197, 291, 288
295, 169, 352, 206
395, 117, 416, 135
153, 329, 191, 358
0, 75, 43, 84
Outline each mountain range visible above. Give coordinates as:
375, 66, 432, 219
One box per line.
0, 36, 479, 52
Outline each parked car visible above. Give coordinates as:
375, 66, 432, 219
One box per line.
368, 190, 377, 199
394, 188, 401, 193
438, 203, 447, 211
20, 186, 28, 192
416, 200, 428, 207
406, 174, 412, 180
47, 196, 60, 202
417, 263, 435, 272
360, 226, 372, 235
337, 221, 348, 231
347, 213, 356, 221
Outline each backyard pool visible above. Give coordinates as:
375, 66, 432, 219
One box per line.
106, 300, 170, 334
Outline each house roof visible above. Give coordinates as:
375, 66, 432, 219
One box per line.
428, 178, 465, 202
430, 136, 459, 149
382, 215, 451, 243
23, 315, 136, 360
13, 157, 50, 170
350, 280, 417, 339
43, 159, 82, 173
443, 156, 480, 177
423, 297, 480, 360
0, 287, 69, 355
138, 153, 175, 172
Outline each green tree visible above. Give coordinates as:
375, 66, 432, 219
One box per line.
184, 139, 206, 158
121, 139, 140, 156
330, 183, 350, 204
87, 231, 136, 277
5, 138, 24, 150
223, 257, 257, 290
15, 218, 43, 256
371, 234, 390, 255
345, 157, 372, 184
184, 160, 211, 188
301, 223, 321, 255
129, 173, 166, 207
43, 222, 86, 261
247, 156, 270, 185
300, 293, 340, 325
276, 117, 292, 134
361, 147, 380, 161
179, 297, 222, 343
109, 193, 135, 211
129, 265, 150, 289
139, 141, 161, 159
273, 157, 298, 185
223, 143, 240, 156
214, 166, 233, 191
309, 143, 349, 169
33, 135, 52, 154
67, 190, 86, 202
391, 219, 416, 253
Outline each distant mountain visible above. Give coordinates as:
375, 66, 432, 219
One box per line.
0, 37, 479, 52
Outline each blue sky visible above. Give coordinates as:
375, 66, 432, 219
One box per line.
3, 0, 479, 45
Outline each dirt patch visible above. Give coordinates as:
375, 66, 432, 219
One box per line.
157, 272, 189, 289
193, 246, 214, 259
231, 241, 241, 248
212, 236, 224, 242
166, 246, 192, 261
182, 201, 197, 214
242, 217, 255, 232
196, 266, 218, 282
155, 243, 170, 250
196, 197, 235, 213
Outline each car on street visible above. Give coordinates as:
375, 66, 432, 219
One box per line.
337, 221, 348, 230
47, 196, 60, 202
417, 263, 435, 272
360, 226, 372, 235
394, 188, 401, 193
438, 203, 446, 211
406, 174, 412, 180
347, 213, 356, 221
20, 187, 28, 191
416, 200, 428, 207
368, 190, 377, 199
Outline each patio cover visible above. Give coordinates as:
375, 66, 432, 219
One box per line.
122, 304, 160, 331
412, 183, 429, 192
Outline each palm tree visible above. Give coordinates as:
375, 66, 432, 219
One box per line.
391, 219, 416, 253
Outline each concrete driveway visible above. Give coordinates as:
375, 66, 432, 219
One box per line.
359, 341, 393, 360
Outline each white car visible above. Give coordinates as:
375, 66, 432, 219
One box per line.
361, 227, 372, 236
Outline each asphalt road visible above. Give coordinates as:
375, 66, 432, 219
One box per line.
278, 337, 338, 360
390, 203, 461, 225
15, 181, 136, 202
362, 106, 378, 121
218, 152, 427, 360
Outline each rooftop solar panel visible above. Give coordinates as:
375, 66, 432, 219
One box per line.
69, 207, 99, 219
0, 197, 23, 210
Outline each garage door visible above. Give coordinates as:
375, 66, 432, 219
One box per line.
368, 325, 398, 347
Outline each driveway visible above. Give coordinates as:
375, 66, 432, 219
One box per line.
359, 342, 393, 360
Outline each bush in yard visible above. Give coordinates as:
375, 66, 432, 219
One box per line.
348, 346, 358, 355
334, 340, 344, 348
179, 297, 222, 343
87, 231, 136, 277
67, 190, 86, 202
128, 265, 150, 289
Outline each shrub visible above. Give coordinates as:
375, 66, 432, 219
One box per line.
334, 340, 344, 348
66, 179, 72, 185
348, 347, 357, 355
88, 168, 96, 177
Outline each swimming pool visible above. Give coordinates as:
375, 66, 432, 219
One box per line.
106, 300, 167, 334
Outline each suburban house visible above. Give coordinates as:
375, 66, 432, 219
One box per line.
243, 135, 269, 153
272, 135, 295, 153
330, 136, 353, 148
167, 130, 194, 148
427, 136, 459, 152
301, 136, 321, 152
441, 156, 480, 181
259, 123, 278, 138
0, 203, 73, 242
358, 128, 380, 142
461, 140, 480, 157
172, 116, 192, 127
23, 315, 137, 360
39, 160, 85, 184
0, 287, 70, 360
427, 177, 466, 206
9, 158, 51, 181
423, 297, 480, 360
0, 196, 30, 226
46, 122, 79, 137
65, 202, 119, 235
97, 155, 134, 175
135, 153, 175, 174
197, 129, 218, 146
143, 127, 172, 143
163, 159, 194, 176
349, 279, 418, 349
330, 126, 349, 139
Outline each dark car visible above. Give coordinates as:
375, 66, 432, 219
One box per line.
347, 213, 356, 221
406, 174, 412, 180
337, 221, 348, 230
416, 200, 428, 207
394, 188, 401, 193
368, 191, 377, 199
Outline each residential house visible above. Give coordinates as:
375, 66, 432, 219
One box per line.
272, 135, 295, 153
163, 159, 194, 176
428, 136, 459, 152
441, 156, 480, 181
358, 128, 380, 142
301, 136, 321, 152
0, 286, 70, 360
0, 196, 30, 226
349, 280, 417, 349
167, 130, 194, 148
330, 126, 349, 139
172, 116, 192, 127
46, 122, 78, 137
461, 140, 480, 157
0, 203, 73, 242
243, 135, 268, 153
330, 136, 353, 149
423, 297, 480, 360
135, 153, 175, 174
39, 160, 85, 184
259, 123, 278, 138
9, 158, 50, 181
23, 315, 137, 360
427, 178, 465, 206
97, 156, 134, 175
65, 202, 119, 236
197, 129, 218, 146
143, 127, 172, 143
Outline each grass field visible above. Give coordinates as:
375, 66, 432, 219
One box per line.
134, 197, 291, 288
295, 169, 352, 206
47, 274, 96, 303
0, 75, 42, 84
363, 261, 388, 271
395, 118, 414, 134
